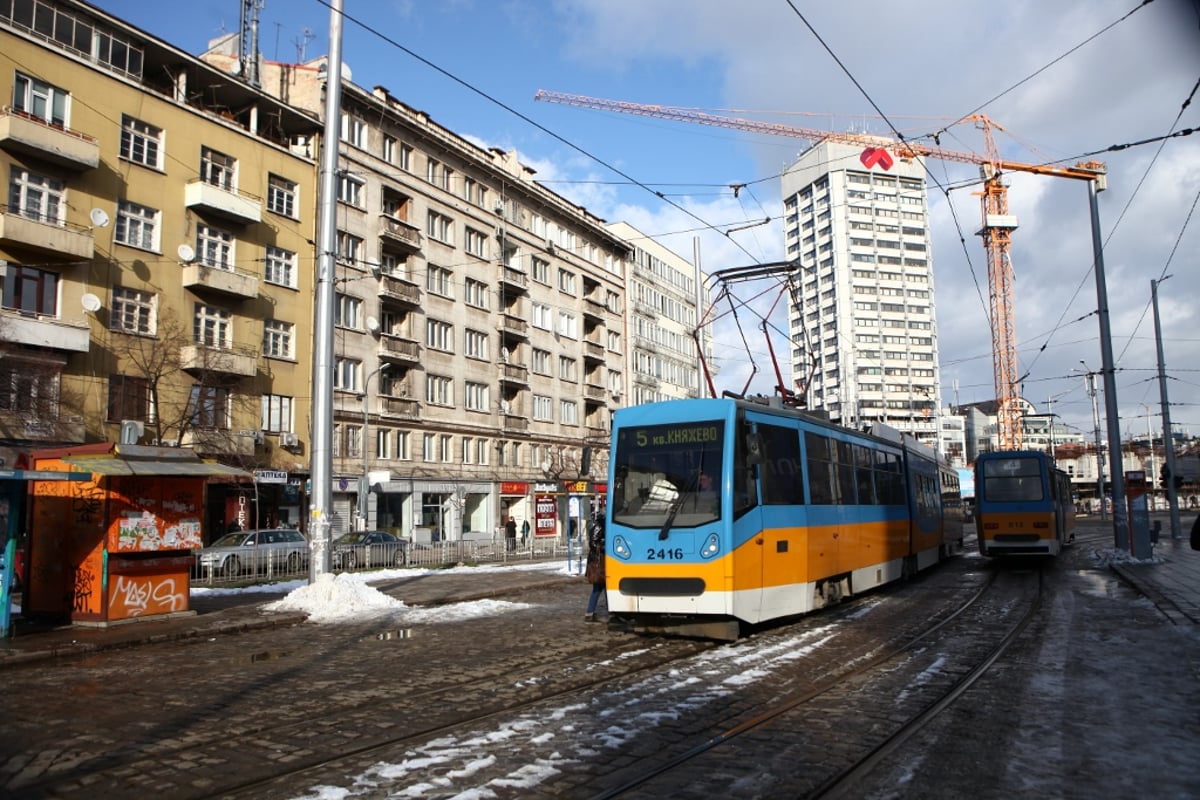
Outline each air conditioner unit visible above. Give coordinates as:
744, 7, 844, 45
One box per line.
155, 438, 179, 447
546, 240, 557, 255
280, 432, 300, 448
494, 200, 505, 214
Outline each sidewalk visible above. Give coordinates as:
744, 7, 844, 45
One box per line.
1, 532, 1196, 667
0, 560, 582, 668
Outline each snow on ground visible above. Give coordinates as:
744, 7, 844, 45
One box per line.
191, 560, 574, 625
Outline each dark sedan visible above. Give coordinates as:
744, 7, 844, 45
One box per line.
331, 530, 408, 570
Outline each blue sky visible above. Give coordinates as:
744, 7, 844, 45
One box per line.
92, 0, 1200, 448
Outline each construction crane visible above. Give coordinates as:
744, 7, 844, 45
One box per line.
534, 90, 1107, 450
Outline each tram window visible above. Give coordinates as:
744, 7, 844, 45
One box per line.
758, 423, 804, 505
804, 431, 837, 505
836, 441, 857, 505
875, 453, 905, 505
854, 445, 877, 504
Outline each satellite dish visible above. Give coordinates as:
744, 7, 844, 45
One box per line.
366, 316, 380, 334
81, 293, 102, 313
89, 208, 110, 228
177, 244, 195, 263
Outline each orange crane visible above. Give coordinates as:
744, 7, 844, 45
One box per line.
534, 90, 1106, 450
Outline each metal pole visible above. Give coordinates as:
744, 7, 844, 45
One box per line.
1081, 365, 1106, 520
308, 0, 344, 581
359, 365, 388, 530
1088, 180, 1126, 547
1152, 277, 1182, 539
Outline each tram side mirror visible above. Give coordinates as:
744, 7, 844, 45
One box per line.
743, 432, 764, 466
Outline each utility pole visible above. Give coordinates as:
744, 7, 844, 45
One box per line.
1152, 276, 1182, 539
308, 0, 345, 581
1081, 363, 1106, 521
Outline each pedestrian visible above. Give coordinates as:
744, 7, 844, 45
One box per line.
521, 518, 531, 547
584, 519, 607, 622
505, 516, 517, 552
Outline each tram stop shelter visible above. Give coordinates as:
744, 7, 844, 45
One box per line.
22, 443, 251, 627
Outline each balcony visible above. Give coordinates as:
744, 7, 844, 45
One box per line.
498, 264, 529, 294
499, 362, 529, 386
503, 413, 529, 433
0, 207, 93, 259
500, 314, 528, 339
382, 396, 421, 419
0, 110, 100, 170
379, 275, 421, 307
0, 411, 86, 443
0, 310, 90, 352
182, 263, 258, 300
379, 215, 422, 251
184, 178, 262, 224
179, 343, 258, 377
585, 384, 607, 402
183, 428, 257, 457
378, 334, 421, 365
583, 296, 606, 322
583, 340, 605, 363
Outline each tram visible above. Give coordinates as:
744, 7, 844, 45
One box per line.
605, 398, 962, 640
973, 450, 1076, 557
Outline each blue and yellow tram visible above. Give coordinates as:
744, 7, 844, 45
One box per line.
605, 398, 962, 640
974, 450, 1076, 557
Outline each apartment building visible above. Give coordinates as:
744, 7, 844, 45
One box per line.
0, 0, 320, 531
782, 141, 941, 448
606, 221, 709, 405
199, 42, 631, 540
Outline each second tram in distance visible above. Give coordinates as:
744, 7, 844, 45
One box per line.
974, 449, 1076, 557
605, 398, 963, 640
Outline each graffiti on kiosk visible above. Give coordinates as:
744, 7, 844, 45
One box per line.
116, 511, 202, 551
71, 482, 105, 526
111, 574, 187, 618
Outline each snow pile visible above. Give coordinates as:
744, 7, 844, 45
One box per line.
264, 572, 406, 623
1089, 547, 1163, 568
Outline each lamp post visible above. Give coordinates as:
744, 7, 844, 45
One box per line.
1151, 276, 1182, 539
1079, 362, 1106, 520
359, 363, 390, 530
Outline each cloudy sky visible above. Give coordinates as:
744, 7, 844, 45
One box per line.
96, 0, 1200, 445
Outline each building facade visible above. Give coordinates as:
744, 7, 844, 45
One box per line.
606, 222, 710, 405
201, 42, 632, 542
781, 141, 940, 448
0, 0, 320, 533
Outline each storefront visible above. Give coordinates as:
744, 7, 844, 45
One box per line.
373, 478, 493, 544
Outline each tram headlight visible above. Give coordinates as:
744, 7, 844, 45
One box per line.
613, 534, 632, 560
700, 533, 721, 559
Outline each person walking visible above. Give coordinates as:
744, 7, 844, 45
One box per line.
584, 519, 607, 622
505, 516, 517, 552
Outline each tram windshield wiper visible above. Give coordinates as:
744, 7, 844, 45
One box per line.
658, 467, 702, 540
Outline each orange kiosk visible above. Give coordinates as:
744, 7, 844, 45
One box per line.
24, 443, 250, 626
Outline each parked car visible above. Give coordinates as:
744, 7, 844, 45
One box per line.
196, 528, 308, 577
332, 530, 407, 570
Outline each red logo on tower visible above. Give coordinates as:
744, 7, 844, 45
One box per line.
860, 147, 894, 170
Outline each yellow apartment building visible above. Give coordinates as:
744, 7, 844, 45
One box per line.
0, 0, 320, 534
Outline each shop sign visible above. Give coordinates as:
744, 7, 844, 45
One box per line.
534, 493, 558, 535
254, 470, 288, 484
500, 481, 529, 495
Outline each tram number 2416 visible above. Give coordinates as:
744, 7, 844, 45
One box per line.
646, 547, 685, 560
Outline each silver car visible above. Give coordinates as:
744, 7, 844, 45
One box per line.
331, 530, 408, 570
196, 528, 308, 577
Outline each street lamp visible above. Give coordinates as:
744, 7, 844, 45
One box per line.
1078, 361, 1106, 520
359, 363, 391, 530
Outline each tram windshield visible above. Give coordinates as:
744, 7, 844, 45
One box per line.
611, 420, 725, 529
981, 457, 1045, 502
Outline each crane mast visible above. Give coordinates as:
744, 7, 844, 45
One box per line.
535, 90, 1105, 450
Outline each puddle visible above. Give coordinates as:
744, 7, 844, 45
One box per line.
372, 629, 413, 641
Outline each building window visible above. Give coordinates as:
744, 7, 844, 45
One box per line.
0, 359, 59, 416
426, 374, 453, 407
267, 174, 297, 217
189, 385, 230, 429
262, 319, 294, 359
261, 394, 293, 433
465, 381, 488, 412
8, 169, 64, 224
533, 394, 552, 421
465, 227, 487, 257
426, 319, 452, 352
558, 355, 577, 382
426, 158, 452, 190
382, 134, 396, 163
399, 143, 413, 171
531, 302, 552, 330
464, 278, 488, 309
13, 72, 67, 126
110, 286, 155, 335
340, 113, 366, 147
337, 231, 363, 266
426, 211, 453, 243
334, 357, 361, 391
199, 147, 236, 190
557, 310, 578, 339
426, 265, 453, 298
119, 115, 161, 168
532, 349, 550, 375
465, 329, 488, 360
1, 265, 58, 316
557, 268, 576, 295
193, 303, 231, 347
560, 399, 579, 425
396, 430, 410, 460
335, 293, 362, 329
337, 172, 364, 207
107, 375, 152, 423
114, 200, 159, 251
264, 246, 297, 288
196, 223, 234, 269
